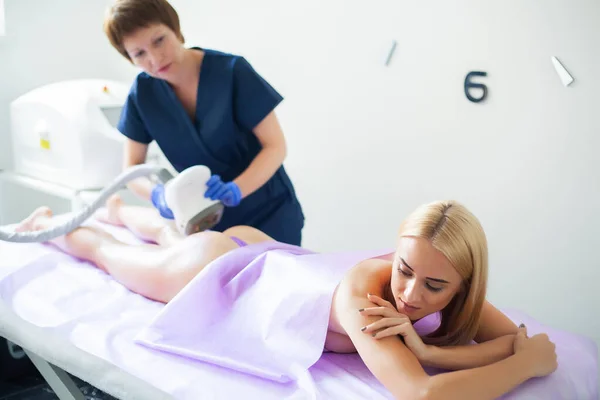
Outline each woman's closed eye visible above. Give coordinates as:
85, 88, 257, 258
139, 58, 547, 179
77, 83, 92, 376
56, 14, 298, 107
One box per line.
399, 268, 412, 278
399, 268, 444, 292
425, 283, 443, 292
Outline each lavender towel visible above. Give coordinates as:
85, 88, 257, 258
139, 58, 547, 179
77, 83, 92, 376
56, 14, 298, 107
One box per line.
135, 241, 388, 383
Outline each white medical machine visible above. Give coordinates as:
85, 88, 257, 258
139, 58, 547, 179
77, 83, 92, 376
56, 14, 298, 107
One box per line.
4, 79, 175, 219
10, 79, 131, 190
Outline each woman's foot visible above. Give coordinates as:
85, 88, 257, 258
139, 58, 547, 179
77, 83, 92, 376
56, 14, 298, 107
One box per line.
14, 207, 53, 232
94, 194, 124, 226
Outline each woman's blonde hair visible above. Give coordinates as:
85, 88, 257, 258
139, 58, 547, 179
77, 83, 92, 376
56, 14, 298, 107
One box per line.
398, 200, 488, 346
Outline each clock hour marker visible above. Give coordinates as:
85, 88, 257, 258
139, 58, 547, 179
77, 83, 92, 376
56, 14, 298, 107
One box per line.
551, 56, 574, 87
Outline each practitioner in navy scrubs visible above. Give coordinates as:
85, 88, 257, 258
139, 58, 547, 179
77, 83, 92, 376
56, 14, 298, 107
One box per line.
103, 0, 304, 245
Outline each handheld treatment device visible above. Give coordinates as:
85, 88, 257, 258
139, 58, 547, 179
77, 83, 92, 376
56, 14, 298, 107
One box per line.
164, 166, 224, 235
0, 164, 225, 243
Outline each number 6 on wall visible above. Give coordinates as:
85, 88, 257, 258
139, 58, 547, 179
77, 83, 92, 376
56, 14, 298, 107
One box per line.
464, 71, 488, 103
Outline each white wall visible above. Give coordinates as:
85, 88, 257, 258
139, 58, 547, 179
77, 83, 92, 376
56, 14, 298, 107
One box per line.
0, 0, 599, 357
0, 0, 5, 36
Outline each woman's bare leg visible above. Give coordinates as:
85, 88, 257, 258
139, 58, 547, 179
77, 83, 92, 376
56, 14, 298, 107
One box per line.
95, 194, 277, 247
15, 206, 273, 303
15, 206, 175, 301
94, 194, 183, 246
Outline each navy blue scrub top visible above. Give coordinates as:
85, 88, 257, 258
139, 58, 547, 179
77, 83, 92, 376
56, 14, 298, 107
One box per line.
117, 48, 305, 246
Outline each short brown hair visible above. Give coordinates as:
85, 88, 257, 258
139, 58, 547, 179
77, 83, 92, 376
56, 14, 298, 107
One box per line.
103, 0, 185, 61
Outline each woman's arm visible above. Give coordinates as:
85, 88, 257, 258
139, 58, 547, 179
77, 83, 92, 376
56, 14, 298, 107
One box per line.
334, 260, 541, 400
421, 301, 521, 369
422, 334, 515, 370
233, 111, 287, 198
423, 352, 535, 400
122, 138, 153, 201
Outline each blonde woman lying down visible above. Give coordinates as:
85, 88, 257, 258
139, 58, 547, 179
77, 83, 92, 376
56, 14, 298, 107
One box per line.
15, 196, 557, 399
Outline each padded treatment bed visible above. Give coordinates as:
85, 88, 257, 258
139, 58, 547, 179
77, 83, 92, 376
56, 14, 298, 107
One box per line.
0, 219, 598, 400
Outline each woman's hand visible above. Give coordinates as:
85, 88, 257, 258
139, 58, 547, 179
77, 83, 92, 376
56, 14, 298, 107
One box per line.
151, 184, 175, 219
513, 324, 558, 378
204, 175, 242, 207
359, 294, 430, 362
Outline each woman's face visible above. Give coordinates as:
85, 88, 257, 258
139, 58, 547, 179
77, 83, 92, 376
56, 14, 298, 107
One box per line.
122, 23, 185, 80
390, 236, 464, 321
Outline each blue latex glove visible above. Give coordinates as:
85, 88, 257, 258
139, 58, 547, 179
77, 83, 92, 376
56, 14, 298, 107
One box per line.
151, 184, 175, 219
204, 175, 242, 207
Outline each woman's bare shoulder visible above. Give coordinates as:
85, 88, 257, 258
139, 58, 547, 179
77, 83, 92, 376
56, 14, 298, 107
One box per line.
328, 257, 392, 336
341, 257, 392, 294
